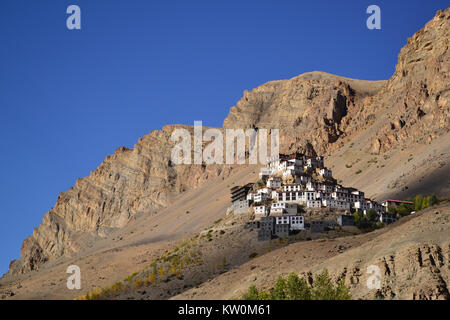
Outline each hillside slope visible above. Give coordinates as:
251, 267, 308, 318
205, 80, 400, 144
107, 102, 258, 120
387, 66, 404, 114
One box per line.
1, 8, 449, 300
223, 9, 449, 157
6, 125, 236, 276
0, 165, 258, 299
174, 201, 450, 300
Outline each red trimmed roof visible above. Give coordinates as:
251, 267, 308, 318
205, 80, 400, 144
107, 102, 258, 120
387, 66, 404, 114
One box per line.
384, 199, 413, 204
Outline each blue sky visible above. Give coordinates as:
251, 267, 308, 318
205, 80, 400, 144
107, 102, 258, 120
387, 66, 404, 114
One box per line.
0, 0, 448, 276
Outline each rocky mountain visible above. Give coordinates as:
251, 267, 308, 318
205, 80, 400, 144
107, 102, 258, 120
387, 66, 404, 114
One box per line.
223, 9, 449, 156
366, 9, 449, 154
4, 8, 449, 279
175, 201, 450, 300
223, 71, 386, 155
7, 125, 233, 275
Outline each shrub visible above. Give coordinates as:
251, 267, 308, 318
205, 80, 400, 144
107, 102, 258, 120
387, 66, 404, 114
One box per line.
170, 265, 178, 277
148, 271, 157, 284
134, 278, 143, 289
421, 196, 430, 210
184, 256, 192, 265
387, 206, 397, 214
249, 252, 258, 259
253, 179, 266, 191
429, 195, 439, 206
396, 203, 413, 216
158, 266, 165, 278
111, 281, 124, 293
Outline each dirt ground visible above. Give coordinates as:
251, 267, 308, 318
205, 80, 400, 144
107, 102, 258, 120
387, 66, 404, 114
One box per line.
173, 201, 450, 300
1, 132, 449, 300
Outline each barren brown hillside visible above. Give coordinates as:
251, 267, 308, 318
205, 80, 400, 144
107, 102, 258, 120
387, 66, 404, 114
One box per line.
0, 8, 449, 300
174, 201, 450, 300
0, 165, 259, 299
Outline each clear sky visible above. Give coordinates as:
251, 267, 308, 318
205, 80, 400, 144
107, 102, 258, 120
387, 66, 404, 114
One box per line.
0, 0, 448, 276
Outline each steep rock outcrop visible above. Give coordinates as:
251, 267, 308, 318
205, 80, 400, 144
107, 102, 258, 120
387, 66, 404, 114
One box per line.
366, 9, 450, 153
223, 73, 381, 155
7, 8, 450, 276
8, 125, 232, 275
223, 9, 450, 156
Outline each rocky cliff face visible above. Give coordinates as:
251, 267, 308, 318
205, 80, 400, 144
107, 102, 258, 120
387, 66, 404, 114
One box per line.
8, 125, 233, 275
7, 8, 450, 276
223, 9, 449, 156
173, 201, 450, 300
366, 9, 450, 153
223, 72, 386, 155
309, 203, 450, 300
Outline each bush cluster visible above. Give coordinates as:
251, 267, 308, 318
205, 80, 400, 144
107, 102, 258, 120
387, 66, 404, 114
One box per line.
242, 270, 351, 300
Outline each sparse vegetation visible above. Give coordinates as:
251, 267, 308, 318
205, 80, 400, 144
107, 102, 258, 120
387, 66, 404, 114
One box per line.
354, 209, 381, 232
242, 270, 351, 300
134, 278, 143, 289
412, 194, 439, 211
253, 179, 266, 191
249, 252, 258, 259
365, 114, 376, 123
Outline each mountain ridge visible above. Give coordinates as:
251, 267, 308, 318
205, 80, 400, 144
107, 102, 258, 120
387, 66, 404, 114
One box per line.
3, 8, 449, 282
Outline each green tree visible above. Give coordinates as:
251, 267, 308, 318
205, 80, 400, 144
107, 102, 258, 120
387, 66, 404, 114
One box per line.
387, 206, 397, 215
312, 270, 336, 300
421, 196, 430, 210
253, 179, 266, 191
366, 209, 379, 224
354, 209, 380, 231
414, 195, 423, 211
242, 285, 260, 300
429, 195, 439, 206
354, 211, 363, 226
271, 276, 288, 300
258, 291, 271, 300
286, 272, 312, 300
335, 280, 352, 300
396, 203, 411, 216
242, 270, 351, 300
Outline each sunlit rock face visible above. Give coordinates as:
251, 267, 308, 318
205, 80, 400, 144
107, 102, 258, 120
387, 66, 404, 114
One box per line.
7, 8, 449, 276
